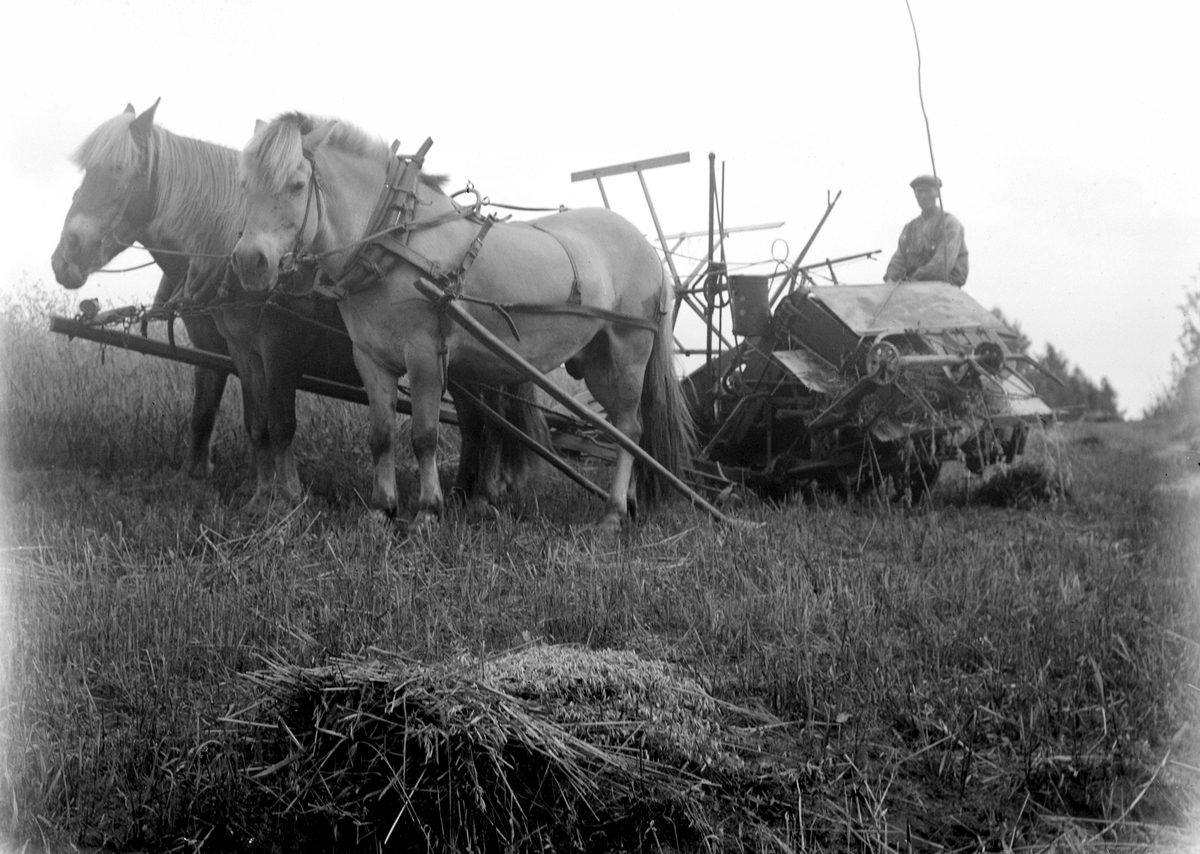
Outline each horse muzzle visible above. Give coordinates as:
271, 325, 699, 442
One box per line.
231, 244, 278, 293
51, 242, 88, 289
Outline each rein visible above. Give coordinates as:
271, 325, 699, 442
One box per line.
94, 258, 159, 274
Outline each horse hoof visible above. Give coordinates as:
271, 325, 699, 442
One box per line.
464, 496, 501, 523
176, 462, 211, 481
408, 511, 440, 533
594, 512, 624, 535
276, 488, 305, 510
364, 507, 394, 527
242, 493, 273, 516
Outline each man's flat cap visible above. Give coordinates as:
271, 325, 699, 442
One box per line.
910, 174, 942, 188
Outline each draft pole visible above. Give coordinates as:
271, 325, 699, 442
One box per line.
47, 315, 458, 422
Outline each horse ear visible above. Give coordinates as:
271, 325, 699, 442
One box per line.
254, 119, 267, 136
302, 120, 338, 154
124, 103, 136, 115
130, 97, 161, 140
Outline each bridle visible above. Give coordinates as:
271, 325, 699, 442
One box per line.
66, 144, 159, 268
266, 137, 480, 292
278, 150, 323, 277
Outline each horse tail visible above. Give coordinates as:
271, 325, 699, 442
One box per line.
489, 381, 549, 497
635, 278, 697, 505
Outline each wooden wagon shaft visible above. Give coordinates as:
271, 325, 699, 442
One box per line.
412, 278, 734, 525
47, 315, 449, 423
50, 315, 613, 462
447, 380, 608, 501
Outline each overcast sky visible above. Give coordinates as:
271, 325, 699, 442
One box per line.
4, 0, 1197, 417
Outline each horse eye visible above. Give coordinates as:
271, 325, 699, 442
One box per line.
290, 180, 305, 193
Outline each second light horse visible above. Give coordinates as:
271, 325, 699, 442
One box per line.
232, 113, 695, 530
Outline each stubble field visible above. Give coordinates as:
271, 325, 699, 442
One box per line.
1, 289, 1197, 852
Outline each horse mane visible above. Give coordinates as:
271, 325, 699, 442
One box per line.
242, 112, 448, 196
153, 133, 244, 255
72, 111, 142, 172
74, 110, 245, 256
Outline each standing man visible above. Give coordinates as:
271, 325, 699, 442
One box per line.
884, 174, 969, 287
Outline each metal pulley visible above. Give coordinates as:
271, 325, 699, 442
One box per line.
972, 341, 1005, 373
865, 340, 901, 385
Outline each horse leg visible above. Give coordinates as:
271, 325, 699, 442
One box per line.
266, 369, 302, 505
496, 382, 550, 500
210, 309, 276, 511
181, 366, 228, 478
262, 316, 305, 506
243, 377, 276, 511
449, 384, 484, 505
407, 349, 447, 530
353, 349, 401, 520
229, 347, 275, 512
577, 331, 650, 530
475, 387, 507, 506
179, 314, 230, 479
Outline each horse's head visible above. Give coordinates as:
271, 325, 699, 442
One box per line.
232, 115, 339, 292
52, 99, 161, 289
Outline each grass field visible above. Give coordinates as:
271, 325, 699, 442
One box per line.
1, 288, 1198, 852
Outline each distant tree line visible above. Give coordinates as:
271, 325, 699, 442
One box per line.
991, 308, 1122, 421
1146, 267, 1200, 421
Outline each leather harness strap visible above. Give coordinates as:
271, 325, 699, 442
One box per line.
307, 136, 657, 337
488, 301, 658, 332
319, 139, 433, 299
525, 221, 582, 305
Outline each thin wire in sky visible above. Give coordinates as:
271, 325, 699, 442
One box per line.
904, 0, 949, 281
905, 0, 940, 190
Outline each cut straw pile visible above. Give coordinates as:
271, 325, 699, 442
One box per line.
233, 644, 818, 852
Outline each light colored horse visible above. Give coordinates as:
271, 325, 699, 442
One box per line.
232, 113, 694, 530
53, 102, 545, 513
51, 101, 362, 508
52, 102, 231, 480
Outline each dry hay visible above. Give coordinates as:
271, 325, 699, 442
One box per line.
975, 459, 1073, 508
233, 644, 820, 853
